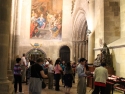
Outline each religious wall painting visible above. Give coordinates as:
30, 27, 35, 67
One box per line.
30, 0, 62, 40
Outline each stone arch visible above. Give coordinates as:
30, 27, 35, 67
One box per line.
59, 45, 70, 62
72, 8, 87, 41
72, 8, 88, 62
25, 48, 47, 61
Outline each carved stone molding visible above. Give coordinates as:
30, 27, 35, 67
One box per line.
94, 44, 125, 51
71, 0, 76, 14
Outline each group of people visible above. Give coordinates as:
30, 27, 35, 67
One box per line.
13, 54, 108, 94
44, 58, 77, 94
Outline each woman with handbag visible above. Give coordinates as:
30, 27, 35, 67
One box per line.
29, 58, 48, 94
54, 59, 62, 91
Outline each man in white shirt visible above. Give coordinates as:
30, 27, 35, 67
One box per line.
21, 53, 27, 82
48, 60, 54, 89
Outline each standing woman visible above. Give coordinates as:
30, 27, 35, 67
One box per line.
64, 62, 73, 94
29, 58, 48, 94
54, 59, 62, 91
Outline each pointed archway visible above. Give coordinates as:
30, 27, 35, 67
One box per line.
72, 9, 88, 62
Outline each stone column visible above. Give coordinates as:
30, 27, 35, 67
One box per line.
86, 40, 88, 59
82, 41, 85, 58
72, 42, 75, 61
7, 0, 16, 81
75, 42, 79, 62
8, 0, 14, 70
79, 42, 82, 58
88, 32, 95, 64
0, 0, 13, 94
10, 0, 22, 71
14, 0, 22, 58
88, 0, 95, 64
77, 42, 80, 58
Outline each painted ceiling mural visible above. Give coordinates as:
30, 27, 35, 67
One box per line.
30, 0, 62, 40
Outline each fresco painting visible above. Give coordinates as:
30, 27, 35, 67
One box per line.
30, 0, 62, 40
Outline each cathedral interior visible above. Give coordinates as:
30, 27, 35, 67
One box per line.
0, 0, 125, 94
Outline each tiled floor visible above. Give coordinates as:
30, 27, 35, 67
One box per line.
19, 80, 124, 94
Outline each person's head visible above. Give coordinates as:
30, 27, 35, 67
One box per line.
85, 60, 88, 63
49, 60, 53, 65
79, 58, 86, 65
23, 53, 25, 57
101, 63, 106, 67
16, 58, 21, 64
62, 61, 65, 64
57, 57, 61, 61
36, 57, 44, 64
103, 43, 107, 47
55, 59, 60, 66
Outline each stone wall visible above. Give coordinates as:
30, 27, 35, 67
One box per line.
94, 0, 104, 56
18, 0, 73, 62
120, 0, 125, 37
104, 0, 120, 44
94, 0, 125, 77
95, 0, 104, 48
109, 0, 125, 77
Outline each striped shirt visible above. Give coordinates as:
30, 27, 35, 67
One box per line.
14, 64, 22, 75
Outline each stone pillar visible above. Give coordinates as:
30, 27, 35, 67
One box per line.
74, 42, 77, 62
82, 41, 85, 58
10, 0, 22, 71
14, 0, 22, 57
76, 42, 79, 62
88, 33, 95, 64
72, 42, 75, 61
9, 0, 16, 70
77, 42, 80, 58
88, 0, 95, 64
7, 0, 16, 81
0, 0, 13, 94
79, 42, 82, 58
85, 40, 88, 59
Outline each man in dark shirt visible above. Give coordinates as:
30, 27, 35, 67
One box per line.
29, 57, 48, 94
30, 63, 43, 78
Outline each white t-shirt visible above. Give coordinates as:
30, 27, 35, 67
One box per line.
48, 64, 54, 73
46, 61, 49, 65
21, 57, 26, 66
27, 62, 30, 68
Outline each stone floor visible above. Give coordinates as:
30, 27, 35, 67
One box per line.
19, 79, 124, 94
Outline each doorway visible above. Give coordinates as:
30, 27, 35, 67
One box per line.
26, 49, 46, 62
59, 46, 70, 63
